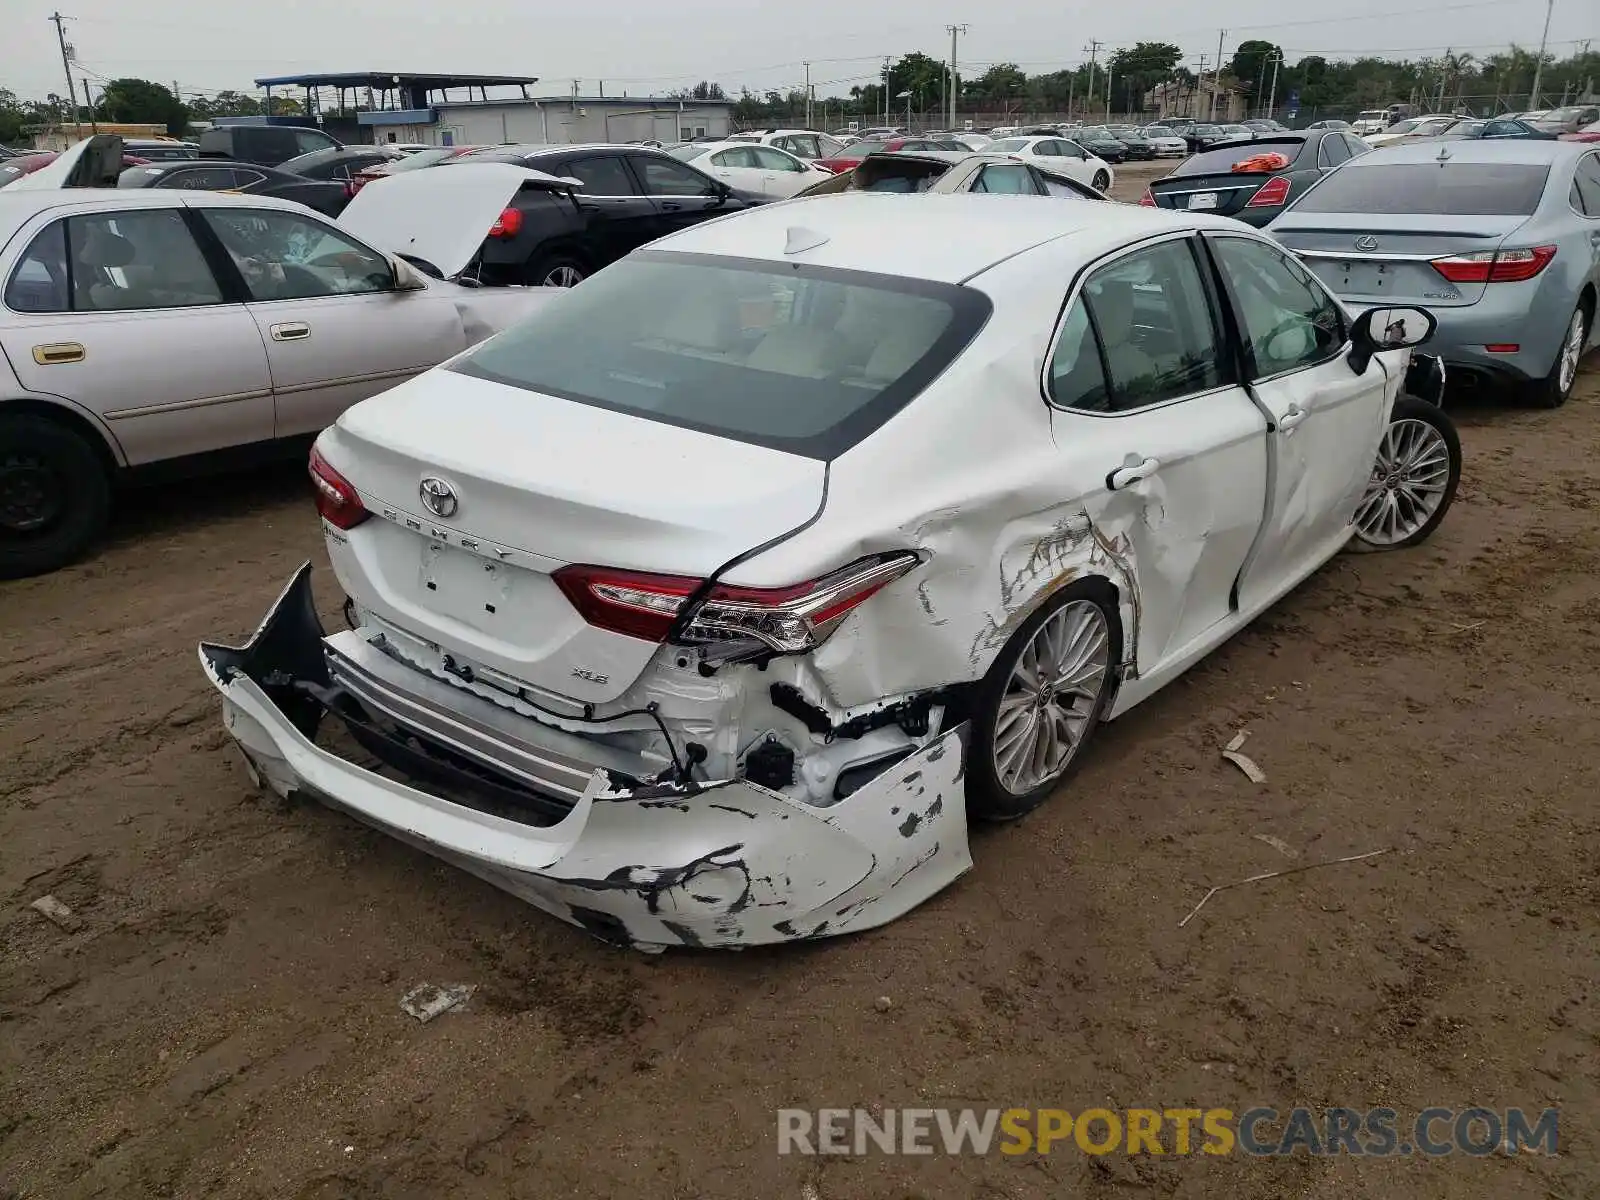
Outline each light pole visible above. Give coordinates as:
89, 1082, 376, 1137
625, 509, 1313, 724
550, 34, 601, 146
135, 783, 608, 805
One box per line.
1528, 0, 1555, 110
897, 89, 913, 131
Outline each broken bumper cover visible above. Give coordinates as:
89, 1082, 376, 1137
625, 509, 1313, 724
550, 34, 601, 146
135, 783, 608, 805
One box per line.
198, 565, 973, 950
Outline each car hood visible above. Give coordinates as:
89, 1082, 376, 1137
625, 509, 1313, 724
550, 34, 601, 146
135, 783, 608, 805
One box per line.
8, 134, 124, 191
338, 162, 581, 279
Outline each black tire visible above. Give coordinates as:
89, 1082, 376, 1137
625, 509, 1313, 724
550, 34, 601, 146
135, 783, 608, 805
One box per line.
0, 413, 111, 579
1527, 301, 1590, 409
1351, 394, 1461, 551
1091, 170, 1111, 191
966, 580, 1122, 822
525, 251, 589, 288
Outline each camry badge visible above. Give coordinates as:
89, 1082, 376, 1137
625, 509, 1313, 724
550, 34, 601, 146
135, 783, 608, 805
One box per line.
419, 476, 458, 520
1354, 235, 1379, 252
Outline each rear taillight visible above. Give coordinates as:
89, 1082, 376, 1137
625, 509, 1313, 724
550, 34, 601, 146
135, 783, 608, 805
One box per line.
1138, 187, 1156, 206
1430, 245, 1556, 284
552, 553, 921, 652
488, 206, 523, 238
1245, 175, 1292, 207
308, 445, 369, 530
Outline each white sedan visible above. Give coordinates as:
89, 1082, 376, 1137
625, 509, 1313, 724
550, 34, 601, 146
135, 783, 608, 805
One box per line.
984, 135, 1115, 191
667, 141, 830, 198
203, 195, 1460, 950
1140, 128, 1190, 157
0, 141, 558, 578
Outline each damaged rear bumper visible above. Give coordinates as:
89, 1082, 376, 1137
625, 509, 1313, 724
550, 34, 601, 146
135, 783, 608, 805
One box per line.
198, 565, 972, 950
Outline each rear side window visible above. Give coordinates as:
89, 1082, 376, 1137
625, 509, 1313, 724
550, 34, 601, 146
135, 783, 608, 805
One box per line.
1179, 141, 1307, 175
565, 155, 638, 195
6, 211, 224, 313
452, 251, 992, 459
1572, 155, 1600, 216
1296, 163, 1551, 215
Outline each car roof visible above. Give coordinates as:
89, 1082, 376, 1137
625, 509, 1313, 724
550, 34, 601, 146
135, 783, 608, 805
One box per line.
649, 193, 1240, 283
0, 187, 331, 239
1354, 138, 1590, 165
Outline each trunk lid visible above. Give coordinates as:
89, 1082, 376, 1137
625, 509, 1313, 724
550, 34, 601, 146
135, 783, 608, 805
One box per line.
9, 134, 124, 191
1148, 168, 1283, 216
321, 370, 826, 705
1270, 213, 1528, 307
338, 162, 581, 279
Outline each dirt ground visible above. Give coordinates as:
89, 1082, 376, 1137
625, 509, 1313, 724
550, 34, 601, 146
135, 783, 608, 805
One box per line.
4, 184, 1598, 1197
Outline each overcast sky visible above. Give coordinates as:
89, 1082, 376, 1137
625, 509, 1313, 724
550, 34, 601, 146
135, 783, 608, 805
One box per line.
9, 0, 1591, 104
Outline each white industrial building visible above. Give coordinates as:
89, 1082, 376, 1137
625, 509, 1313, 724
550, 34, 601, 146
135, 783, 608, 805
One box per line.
253, 72, 733, 147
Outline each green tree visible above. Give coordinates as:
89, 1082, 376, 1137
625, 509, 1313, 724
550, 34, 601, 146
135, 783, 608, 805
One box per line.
1230, 40, 1283, 99
98, 78, 188, 134
973, 63, 1028, 102
1109, 42, 1183, 78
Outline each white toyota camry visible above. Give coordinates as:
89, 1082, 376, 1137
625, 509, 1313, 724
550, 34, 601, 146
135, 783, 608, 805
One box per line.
202, 195, 1460, 950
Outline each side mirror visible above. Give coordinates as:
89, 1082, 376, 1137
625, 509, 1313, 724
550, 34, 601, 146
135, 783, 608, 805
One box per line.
391, 256, 430, 291
1348, 304, 1436, 374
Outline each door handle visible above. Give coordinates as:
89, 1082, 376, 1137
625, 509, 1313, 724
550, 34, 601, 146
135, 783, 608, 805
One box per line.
659, 201, 683, 211
32, 342, 85, 365
1107, 455, 1160, 491
1277, 404, 1308, 433
270, 322, 310, 342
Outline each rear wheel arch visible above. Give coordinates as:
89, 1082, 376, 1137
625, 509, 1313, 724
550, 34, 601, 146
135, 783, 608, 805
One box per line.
0, 396, 124, 474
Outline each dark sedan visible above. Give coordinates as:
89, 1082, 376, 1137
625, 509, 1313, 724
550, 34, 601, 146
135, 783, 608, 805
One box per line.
277, 147, 404, 183
1140, 129, 1371, 227
1068, 126, 1130, 163
1105, 125, 1158, 160
1181, 124, 1232, 152
439, 143, 756, 286
115, 161, 351, 218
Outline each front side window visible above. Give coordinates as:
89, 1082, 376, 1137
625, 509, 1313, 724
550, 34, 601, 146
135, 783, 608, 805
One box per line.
1211, 236, 1345, 377
293, 129, 338, 156
711, 147, 757, 169
452, 251, 990, 458
566, 155, 639, 196
1065, 240, 1226, 412
7, 210, 225, 313
201, 209, 392, 301
636, 156, 718, 197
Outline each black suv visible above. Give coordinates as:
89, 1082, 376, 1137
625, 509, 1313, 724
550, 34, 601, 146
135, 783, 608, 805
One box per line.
447, 144, 757, 287
199, 124, 342, 168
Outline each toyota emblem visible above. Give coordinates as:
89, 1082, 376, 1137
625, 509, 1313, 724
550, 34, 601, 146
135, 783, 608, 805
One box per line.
1354, 235, 1380, 252
419, 476, 458, 519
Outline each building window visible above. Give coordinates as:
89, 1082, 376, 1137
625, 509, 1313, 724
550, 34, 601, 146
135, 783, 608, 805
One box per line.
680, 126, 692, 140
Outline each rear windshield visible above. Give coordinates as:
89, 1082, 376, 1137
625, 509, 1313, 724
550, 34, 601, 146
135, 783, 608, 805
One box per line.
1178, 140, 1306, 174
1294, 162, 1551, 215
452, 252, 991, 459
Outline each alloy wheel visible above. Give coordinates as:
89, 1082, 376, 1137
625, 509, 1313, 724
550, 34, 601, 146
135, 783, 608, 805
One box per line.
1353, 417, 1452, 546
993, 600, 1109, 795
1557, 309, 1585, 397
544, 265, 586, 287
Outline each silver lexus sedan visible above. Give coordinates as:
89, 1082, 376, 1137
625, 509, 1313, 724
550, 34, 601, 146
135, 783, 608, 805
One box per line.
1269, 139, 1600, 407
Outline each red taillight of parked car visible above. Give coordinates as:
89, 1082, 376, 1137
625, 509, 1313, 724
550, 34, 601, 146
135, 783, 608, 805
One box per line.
1430, 245, 1556, 284
817, 157, 860, 174
1245, 175, 1292, 207
308, 445, 369, 530
1138, 187, 1156, 206
488, 207, 523, 238
552, 554, 921, 653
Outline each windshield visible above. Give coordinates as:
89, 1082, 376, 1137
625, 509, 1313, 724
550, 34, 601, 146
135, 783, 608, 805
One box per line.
987, 137, 1030, 152
1385, 119, 1423, 134
837, 139, 889, 156
667, 145, 703, 161
451, 252, 991, 459
1294, 163, 1550, 215
1544, 107, 1584, 121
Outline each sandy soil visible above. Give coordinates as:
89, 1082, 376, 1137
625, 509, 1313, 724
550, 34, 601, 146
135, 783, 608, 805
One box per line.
2, 208, 1596, 1196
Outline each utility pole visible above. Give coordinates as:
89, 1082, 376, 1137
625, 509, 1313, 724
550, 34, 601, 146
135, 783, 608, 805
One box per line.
1266, 51, 1281, 121
49, 12, 81, 138
1194, 55, 1209, 119
82, 77, 97, 131
945, 24, 967, 130
1528, 0, 1554, 110
883, 57, 892, 127
803, 62, 812, 129
1083, 40, 1103, 110
1209, 29, 1226, 120
1106, 63, 1114, 121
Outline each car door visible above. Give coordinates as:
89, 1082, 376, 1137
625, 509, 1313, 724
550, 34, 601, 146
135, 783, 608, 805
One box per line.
1043, 140, 1095, 186
1044, 235, 1269, 676
970, 162, 1043, 194
1573, 154, 1600, 324
0, 205, 272, 466
748, 145, 814, 197
626, 153, 729, 235
703, 146, 767, 193
1204, 233, 1394, 602
193, 205, 467, 439
560, 153, 659, 262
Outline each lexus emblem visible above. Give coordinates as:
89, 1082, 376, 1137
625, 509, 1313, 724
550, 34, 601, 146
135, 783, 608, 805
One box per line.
1354, 235, 1379, 252
419, 476, 458, 519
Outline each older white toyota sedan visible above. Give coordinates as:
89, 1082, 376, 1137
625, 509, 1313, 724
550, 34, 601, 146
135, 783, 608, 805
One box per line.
202, 195, 1459, 950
